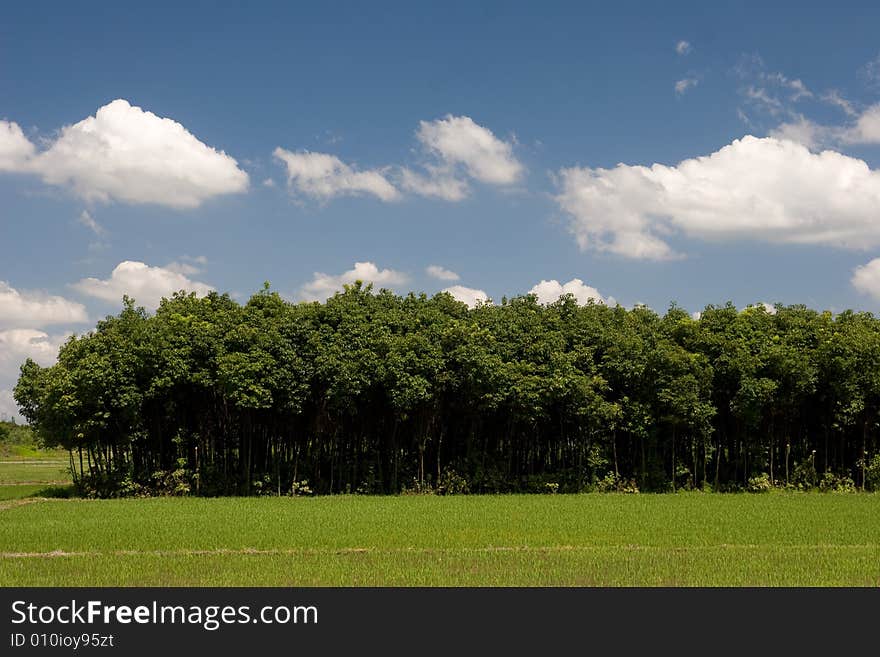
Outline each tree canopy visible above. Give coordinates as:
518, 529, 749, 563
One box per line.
13, 284, 880, 496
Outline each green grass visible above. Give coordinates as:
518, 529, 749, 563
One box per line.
0, 438, 71, 487
0, 484, 73, 501
0, 440, 75, 500
0, 459, 70, 484
1, 493, 879, 586
0, 439, 66, 460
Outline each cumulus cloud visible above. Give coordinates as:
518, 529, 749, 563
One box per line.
0, 282, 89, 329
415, 115, 523, 186
425, 265, 460, 281
735, 60, 875, 151
0, 329, 69, 368
72, 261, 214, 310
841, 104, 880, 144
441, 285, 489, 308
273, 148, 400, 202
0, 280, 90, 421
299, 261, 408, 301
0, 390, 19, 421
675, 40, 692, 55
675, 78, 699, 95
852, 258, 880, 300
0, 100, 248, 208
555, 136, 880, 260
273, 115, 519, 204
529, 279, 609, 305
768, 116, 827, 150
0, 330, 72, 422
398, 166, 469, 201
399, 115, 523, 201
0, 121, 35, 171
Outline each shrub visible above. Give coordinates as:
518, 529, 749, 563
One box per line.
594, 472, 639, 494
747, 473, 773, 493
791, 456, 818, 489
819, 472, 856, 493
253, 475, 280, 496
865, 454, 880, 492
436, 468, 470, 495
401, 478, 433, 495
288, 479, 313, 496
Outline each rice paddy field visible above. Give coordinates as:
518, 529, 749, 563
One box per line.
0, 443, 71, 501
1, 492, 879, 586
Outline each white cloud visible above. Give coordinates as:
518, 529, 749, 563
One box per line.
164, 261, 202, 276
852, 258, 880, 300
555, 136, 880, 260
675, 78, 699, 95
0, 330, 71, 422
736, 58, 812, 102
529, 279, 608, 305
760, 72, 812, 101
273, 148, 400, 202
675, 40, 692, 55
0, 329, 69, 368
771, 103, 880, 148
441, 285, 489, 308
0, 281, 89, 329
425, 265, 460, 281
415, 115, 523, 186
768, 116, 827, 150
788, 79, 811, 100
821, 90, 857, 117
77, 210, 105, 236
399, 166, 469, 201
744, 86, 783, 114
737, 62, 814, 127
299, 261, 408, 301
273, 115, 519, 204
841, 104, 880, 144
164, 255, 208, 277
0, 120, 35, 171
0, 389, 19, 422
72, 260, 214, 310
1, 100, 249, 208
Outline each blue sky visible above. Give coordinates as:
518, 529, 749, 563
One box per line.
3, 1, 880, 417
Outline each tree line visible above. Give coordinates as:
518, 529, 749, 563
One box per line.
13, 283, 880, 496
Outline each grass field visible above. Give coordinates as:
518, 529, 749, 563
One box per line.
0, 440, 72, 504
1, 493, 879, 586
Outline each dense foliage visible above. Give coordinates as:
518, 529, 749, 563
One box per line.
13, 284, 880, 495
0, 420, 34, 446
